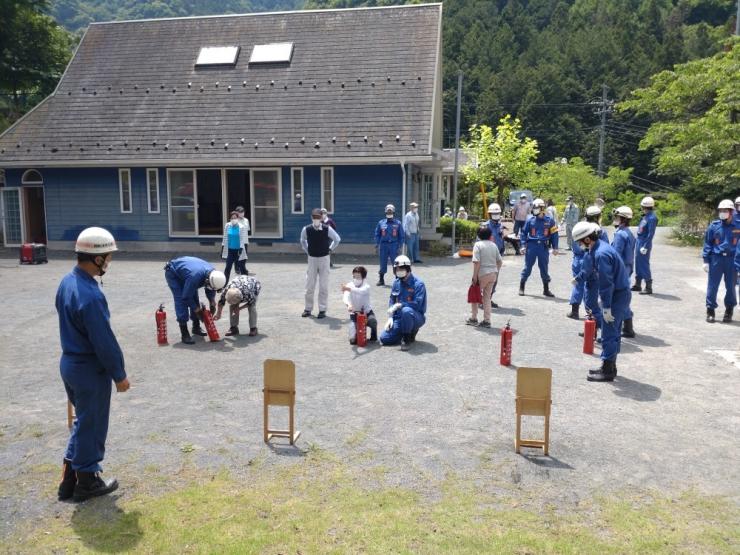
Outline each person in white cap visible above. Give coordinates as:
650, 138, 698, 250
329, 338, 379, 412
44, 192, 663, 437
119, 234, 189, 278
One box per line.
632, 196, 658, 294
56, 227, 129, 502
512, 193, 531, 235
457, 206, 469, 220
374, 204, 404, 286
301, 208, 341, 318
380, 255, 427, 351
702, 199, 739, 323
404, 202, 422, 263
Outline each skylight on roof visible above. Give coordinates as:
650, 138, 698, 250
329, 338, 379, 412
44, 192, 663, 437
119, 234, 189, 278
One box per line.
196, 46, 240, 66
249, 43, 294, 64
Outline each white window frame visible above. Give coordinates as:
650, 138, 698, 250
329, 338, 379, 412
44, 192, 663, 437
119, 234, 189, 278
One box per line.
119, 168, 132, 213
21, 169, 43, 185
291, 167, 304, 214
146, 168, 160, 214
321, 166, 334, 214
2, 187, 25, 247
250, 167, 283, 239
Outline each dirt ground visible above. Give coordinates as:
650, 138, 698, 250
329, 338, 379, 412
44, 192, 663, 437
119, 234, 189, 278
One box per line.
0, 227, 738, 540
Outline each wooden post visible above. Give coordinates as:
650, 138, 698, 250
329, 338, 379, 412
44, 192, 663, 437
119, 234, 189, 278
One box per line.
263, 359, 300, 445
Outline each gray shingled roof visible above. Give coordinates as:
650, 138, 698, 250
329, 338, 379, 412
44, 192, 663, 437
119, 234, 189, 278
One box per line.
0, 4, 442, 167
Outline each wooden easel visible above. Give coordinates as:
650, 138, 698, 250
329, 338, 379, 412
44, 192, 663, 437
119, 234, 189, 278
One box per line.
515, 367, 552, 455
263, 359, 300, 444
67, 400, 75, 430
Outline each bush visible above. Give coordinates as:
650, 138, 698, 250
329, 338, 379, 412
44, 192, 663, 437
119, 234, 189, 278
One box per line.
670, 200, 714, 247
424, 240, 453, 257
438, 216, 485, 245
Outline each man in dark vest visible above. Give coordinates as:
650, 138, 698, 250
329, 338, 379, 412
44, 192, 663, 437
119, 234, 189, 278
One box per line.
300, 208, 341, 318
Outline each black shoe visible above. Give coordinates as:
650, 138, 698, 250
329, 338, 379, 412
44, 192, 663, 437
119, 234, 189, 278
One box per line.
73, 472, 118, 502
349, 337, 357, 345
317, 311, 326, 319
543, 284, 554, 297
587, 360, 616, 382
58, 459, 76, 501
179, 324, 195, 345
301, 310, 311, 318
722, 309, 733, 323
631, 280, 642, 292
400, 335, 410, 351
706, 308, 715, 323
640, 280, 653, 295
225, 327, 239, 337
376, 275, 385, 286
491, 301, 499, 309
621, 319, 635, 338
566, 304, 579, 319
191, 322, 207, 337
518, 280, 525, 296
368, 335, 378, 342
409, 329, 418, 342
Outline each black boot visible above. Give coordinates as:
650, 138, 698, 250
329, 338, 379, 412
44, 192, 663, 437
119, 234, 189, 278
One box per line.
58, 459, 76, 501
566, 304, 579, 319
640, 280, 653, 295
518, 280, 525, 296
179, 323, 195, 345
621, 319, 635, 338
225, 326, 239, 336
191, 320, 207, 336
376, 273, 385, 286
722, 308, 733, 323
631, 279, 642, 292
706, 308, 715, 323
587, 359, 617, 382
542, 283, 554, 297
400, 334, 411, 351
73, 471, 118, 502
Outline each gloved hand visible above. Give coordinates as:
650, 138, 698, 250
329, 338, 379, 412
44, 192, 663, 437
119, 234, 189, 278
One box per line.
384, 317, 394, 332
703, 263, 709, 273
640, 247, 648, 255
602, 308, 614, 323
387, 302, 402, 315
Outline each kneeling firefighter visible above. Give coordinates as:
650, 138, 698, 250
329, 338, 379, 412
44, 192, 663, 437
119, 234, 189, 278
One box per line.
380, 255, 427, 351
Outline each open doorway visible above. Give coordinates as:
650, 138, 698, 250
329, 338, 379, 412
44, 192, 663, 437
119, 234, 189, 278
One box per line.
22, 187, 46, 243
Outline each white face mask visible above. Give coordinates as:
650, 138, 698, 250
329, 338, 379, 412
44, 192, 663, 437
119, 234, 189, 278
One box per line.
532, 208, 541, 215
395, 269, 408, 278
353, 278, 363, 287
719, 211, 731, 220
490, 214, 501, 221
312, 219, 322, 229
386, 213, 394, 219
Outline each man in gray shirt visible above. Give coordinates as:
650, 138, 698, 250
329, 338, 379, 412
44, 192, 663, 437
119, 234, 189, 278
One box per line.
403, 202, 422, 263
563, 196, 580, 250
512, 194, 531, 235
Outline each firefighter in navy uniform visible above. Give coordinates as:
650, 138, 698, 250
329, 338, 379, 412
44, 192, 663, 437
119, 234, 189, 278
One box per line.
56, 227, 130, 502
374, 204, 405, 286
702, 199, 739, 323
518, 198, 559, 297
611, 206, 637, 337
380, 255, 427, 351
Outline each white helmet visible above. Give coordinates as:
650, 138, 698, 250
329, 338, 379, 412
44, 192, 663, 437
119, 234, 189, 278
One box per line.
458, 206, 466, 211
393, 254, 412, 268
718, 199, 734, 210
572, 221, 600, 242
586, 205, 602, 217
207, 270, 227, 291
735, 196, 740, 205
613, 206, 633, 219
532, 198, 546, 208
75, 227, 118, 254
487, 203, 502, 214
385, 204, 395, 214
641, 196, 655, 208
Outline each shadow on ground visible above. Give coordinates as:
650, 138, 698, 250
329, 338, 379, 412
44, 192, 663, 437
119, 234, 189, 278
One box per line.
612, 376, 662, 402
71, 495, 143, 553
522, 454, 575, 470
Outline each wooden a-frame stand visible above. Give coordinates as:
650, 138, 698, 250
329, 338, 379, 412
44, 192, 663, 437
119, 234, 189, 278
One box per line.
263, 359, 301, 444
515, 367, 552, 455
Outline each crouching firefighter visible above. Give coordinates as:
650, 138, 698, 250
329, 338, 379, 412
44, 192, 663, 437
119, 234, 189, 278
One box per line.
380, 255, 427, 351
164, 256, 227, 344
56, 227, 131, 502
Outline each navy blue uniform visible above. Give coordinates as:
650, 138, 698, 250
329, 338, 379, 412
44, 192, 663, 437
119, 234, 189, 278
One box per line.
519, 215, 558, 284
635, 210, 658, 280
380, 273, 427, 345
374, 218, 405, 276
702, 219, 739, 310
56, 267, 126, 473
164, 257, 216, 324
612, 225, 636, 319
486, 219, 505, 253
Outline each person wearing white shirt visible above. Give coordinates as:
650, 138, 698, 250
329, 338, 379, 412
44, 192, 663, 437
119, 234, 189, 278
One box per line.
234, 205, 250, 275
340, 266, 378, 344
403, 202, 422, 263
300, 208, 341, 318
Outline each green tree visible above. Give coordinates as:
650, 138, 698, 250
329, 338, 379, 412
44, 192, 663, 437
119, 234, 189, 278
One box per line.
619, 37, 740, 205
461, 115, 539, 218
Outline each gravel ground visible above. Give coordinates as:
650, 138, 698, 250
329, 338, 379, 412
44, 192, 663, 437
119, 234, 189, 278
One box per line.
0, 227, 738, 538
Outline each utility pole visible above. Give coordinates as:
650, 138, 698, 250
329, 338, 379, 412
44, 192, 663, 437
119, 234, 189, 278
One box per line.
736, 0, 739, 35
593, 84, 613, 177
451, 71, 462, 256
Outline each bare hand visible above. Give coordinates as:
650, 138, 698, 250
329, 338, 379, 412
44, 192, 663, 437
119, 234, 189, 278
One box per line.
115, 378, 130, 392
340, 284, 351, 293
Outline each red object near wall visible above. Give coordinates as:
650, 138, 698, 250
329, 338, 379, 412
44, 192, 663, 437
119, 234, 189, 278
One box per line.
156, 304, 168, 345
583, 315, 596, 354
19, 243, 47, 264
500, 322, 512, 366
356, 311, 367, 347
201, 304, 221, 342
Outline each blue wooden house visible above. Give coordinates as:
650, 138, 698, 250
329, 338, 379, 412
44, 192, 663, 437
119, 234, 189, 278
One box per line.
0, 3, 446, 253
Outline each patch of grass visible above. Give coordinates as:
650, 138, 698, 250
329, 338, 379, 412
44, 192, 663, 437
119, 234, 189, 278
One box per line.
179, 443, 195, 454
10, 456, 739, 555
344, 428, 369, 448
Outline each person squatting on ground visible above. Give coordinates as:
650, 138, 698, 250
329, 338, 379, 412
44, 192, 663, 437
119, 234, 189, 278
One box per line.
611, 206, 637, 337
301, 208, 341, 318
519, 198, 558, 297
486, 203, 506, 307
234, 206, 250, 275
56, 227, 130, 502
404, 202, 422, 263
221, 210, 248, 282
512, 193, 531, 236
380, 255, 427, 351
562, 195, 580, 250
164, 256, 226, 344
632, 196, 658, 294
374, 204, 404, 286
467, 226, 503, 328
214, 274, 261, 337
341, 266, 378, 344
702, 199, 739, 323
573, 222, 633, 382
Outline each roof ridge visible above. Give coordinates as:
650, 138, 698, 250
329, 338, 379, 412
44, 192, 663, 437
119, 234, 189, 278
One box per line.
90, 2, 442, 27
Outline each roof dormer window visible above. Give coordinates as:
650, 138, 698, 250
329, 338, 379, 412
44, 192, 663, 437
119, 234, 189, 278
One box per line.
195, 46, 240, 67
249, 43, 294, 64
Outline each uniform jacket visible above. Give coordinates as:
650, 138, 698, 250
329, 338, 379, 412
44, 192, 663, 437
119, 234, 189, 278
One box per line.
702, 219, 740, 261
389, 273, 427, 315
520, 215, 558, 248
486, 219, 505, 252
591, 239, 631, 310
612, 225, 636, 274
56, 267, 126, 382
636, 210, 658, 249
375, 218, 405, 245
167, 257, 216, 310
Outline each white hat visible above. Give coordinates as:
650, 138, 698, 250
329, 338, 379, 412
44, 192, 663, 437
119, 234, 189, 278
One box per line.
641, 196, 655, 208
385, 204, 395, 213
75, 227, 118, 254
572, 221, 600, 242
532, 198, 546, 208
208, 271, 227, 291
458, 206, 466, 211
393, 255, 412, 267
586, 205, 602, 217
613, 206, 633, 219
718, 199, 734, 210
487, 203, 501, 213
409, 202, 418, 207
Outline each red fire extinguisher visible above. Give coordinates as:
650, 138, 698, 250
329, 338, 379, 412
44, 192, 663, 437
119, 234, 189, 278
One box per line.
500, 320, 512, 366
200, 304, 221, 342
583, 313, 596, 354
356, 311, 367, 347
155, 303, 168, 345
